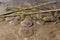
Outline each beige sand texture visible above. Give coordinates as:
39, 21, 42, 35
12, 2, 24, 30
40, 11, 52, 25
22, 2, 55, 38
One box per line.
0, 0, 60, 40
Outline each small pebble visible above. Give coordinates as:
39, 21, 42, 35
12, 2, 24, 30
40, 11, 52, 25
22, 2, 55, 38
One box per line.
36, 20, 44, 25
5, 16, 20, 25
20, 18, 33, 27
8, 19, 19, 25
14, 16, 20, 20
5, 16, 15, 21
